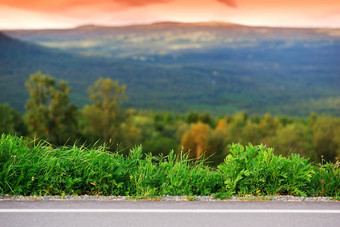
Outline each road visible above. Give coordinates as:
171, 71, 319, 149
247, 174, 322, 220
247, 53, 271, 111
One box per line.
0, 200, 339, 227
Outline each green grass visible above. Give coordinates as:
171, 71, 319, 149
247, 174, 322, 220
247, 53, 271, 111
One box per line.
0, 134, 339, 198
219, 144, 317, 197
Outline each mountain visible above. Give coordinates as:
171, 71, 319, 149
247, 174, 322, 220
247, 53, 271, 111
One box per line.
0, 32, 80, 111
5, 21, 340, 58
0, 32, 197, 113
1, 22, 340, 116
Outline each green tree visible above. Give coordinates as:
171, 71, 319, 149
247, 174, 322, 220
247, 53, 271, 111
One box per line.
225, 112, 248, 144
312, 116, 340, 162
82, 77, 127, 142
257, 113, 281, 147
258, 113, 281, 138
25, 72, 77, 144
0, 103, 15, 134
274, 123, 316, 160
242, 121, 262, 145
206, 129, 227, 165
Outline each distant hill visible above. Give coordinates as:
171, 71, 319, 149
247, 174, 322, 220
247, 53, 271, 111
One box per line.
1, 22, 340, 116
0, 32, 84, 111
5, 21, 340, 58
0, 32, 198, 113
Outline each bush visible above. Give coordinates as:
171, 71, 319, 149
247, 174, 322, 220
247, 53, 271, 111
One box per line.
218, 144, 315, 196
0, 134, 223, 196
0, 135, 338, 198
0, 134, 131, 195
310, 161, 340, 197
128, 148, 223, 196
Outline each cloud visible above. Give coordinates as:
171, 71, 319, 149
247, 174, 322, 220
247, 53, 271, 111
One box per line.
0, 0, 238, 19
0, 0, 239, 12
114, 0, 172, 7
0, 0, 173, 12
217, 0, 238, 8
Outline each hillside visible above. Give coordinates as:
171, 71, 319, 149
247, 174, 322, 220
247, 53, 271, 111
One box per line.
5, 22, 340, 58
1, 22, 340, 115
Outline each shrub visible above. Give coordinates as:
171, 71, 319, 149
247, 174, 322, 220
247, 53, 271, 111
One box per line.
0, 134, 223, 196
128, 149, 223, 196
0, 135, 338, 198
310, 161, 340, 197
0, 134, 130, 195
218, 144, 315, 196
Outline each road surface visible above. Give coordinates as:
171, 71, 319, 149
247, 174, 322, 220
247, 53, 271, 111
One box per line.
0, 200, 339, 227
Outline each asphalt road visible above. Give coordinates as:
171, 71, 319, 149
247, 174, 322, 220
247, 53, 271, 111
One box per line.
0, 200, 339, 227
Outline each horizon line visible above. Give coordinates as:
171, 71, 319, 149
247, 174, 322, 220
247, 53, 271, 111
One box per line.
1, 20, 340, 31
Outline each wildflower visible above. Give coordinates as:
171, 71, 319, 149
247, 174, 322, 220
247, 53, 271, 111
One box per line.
31, 176, 35, 181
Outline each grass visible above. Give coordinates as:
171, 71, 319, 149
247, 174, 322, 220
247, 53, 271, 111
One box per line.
0, 134, 339, 198
218, 144, 316, 197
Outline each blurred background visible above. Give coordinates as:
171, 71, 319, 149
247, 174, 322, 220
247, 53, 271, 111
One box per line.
0, 0, 339, 164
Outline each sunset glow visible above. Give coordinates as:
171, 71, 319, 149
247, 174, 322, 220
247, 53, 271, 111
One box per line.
0, 0, 339, 29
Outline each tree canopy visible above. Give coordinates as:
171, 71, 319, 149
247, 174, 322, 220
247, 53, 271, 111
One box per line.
82, 77, 127, 143
25, 72, 77, 144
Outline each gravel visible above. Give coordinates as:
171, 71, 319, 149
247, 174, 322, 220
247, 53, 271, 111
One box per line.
0, 195, 337, 202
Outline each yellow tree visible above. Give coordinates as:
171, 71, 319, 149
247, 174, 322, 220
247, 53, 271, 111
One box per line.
215, 118, 228, 133
181, 122, 210, 159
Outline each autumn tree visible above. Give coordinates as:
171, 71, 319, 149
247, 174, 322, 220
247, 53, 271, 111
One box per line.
25, 72, 77, 144
215, 118, 228, 132
181, 122, 211, 159
82, 77, 127, 143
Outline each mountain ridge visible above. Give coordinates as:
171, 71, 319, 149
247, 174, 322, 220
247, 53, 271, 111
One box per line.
4, 20, 340, 59
4, 21, 340, 32
1, 25, 339, 116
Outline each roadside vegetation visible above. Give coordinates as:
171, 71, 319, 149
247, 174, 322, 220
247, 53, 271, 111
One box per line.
1, 73, 339, 198
1, 73, 340, 166
0, 134, 338, 198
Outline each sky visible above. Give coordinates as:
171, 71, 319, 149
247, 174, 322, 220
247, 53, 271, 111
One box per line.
0, 0, 339, 29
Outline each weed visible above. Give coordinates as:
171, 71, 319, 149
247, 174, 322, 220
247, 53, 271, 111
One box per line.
218, 144, 316, 196
186, 196, 197, 201
0, 135, 338, 198
0, 135, 222, 196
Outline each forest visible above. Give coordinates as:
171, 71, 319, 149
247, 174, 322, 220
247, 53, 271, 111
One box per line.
1, 25, 340, 116
1, 72, 339, 165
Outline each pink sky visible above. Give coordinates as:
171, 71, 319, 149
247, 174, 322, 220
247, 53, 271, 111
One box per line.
0, 0, 339, 29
